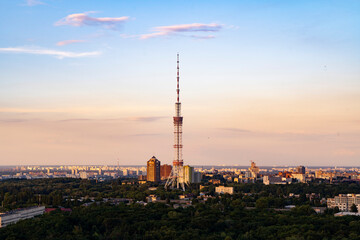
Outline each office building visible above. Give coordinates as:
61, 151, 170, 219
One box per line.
147, 156, 160, 182
296, 166, 306, 174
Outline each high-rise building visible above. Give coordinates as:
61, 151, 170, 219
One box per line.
183, 165, 193, 184
160, 164, 172, 180
296, 166, 306, 174
147, 156, 160, 182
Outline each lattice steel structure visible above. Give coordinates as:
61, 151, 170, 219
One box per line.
165, 54, 185, 191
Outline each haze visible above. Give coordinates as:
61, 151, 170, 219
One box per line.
0, 0, 359, 166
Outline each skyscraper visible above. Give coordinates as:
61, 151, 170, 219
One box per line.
297, 166, 306, 174
147, 156, 160, 182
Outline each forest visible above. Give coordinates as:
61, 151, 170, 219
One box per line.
0, 178, 360, 240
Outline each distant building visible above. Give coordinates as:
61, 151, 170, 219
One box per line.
209, 179, 221, 184
146, 195, 159, 203
147, 156, 160, 182
263, 175, 292, 185
183, 165, 194, 184
138, 175, 147, 181
160, 164, 172, 180
79, 171, 88, 179
292, 173, 306, 183
249, 161, 260, 178
296, 166, 306, 174
327, 194, 360, 212
215, 186, 234, 195
71, 169, 78, 175
245, 171, 253, 178
193, 172, 202, 183
0, 206, 45, 228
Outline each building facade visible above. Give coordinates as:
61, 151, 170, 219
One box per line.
193, 172, 202, 183
296, 166, 306, 174
183, 165, 193, 184
327, 194, 360, 212
160, 164, 172, 180
147, 156, 160, 182
215, 186, 234, 195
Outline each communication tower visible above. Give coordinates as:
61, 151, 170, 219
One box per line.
165, 54, 185, 191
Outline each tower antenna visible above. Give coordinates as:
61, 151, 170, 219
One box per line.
177, 53, 180, 103
166, 54, 186, 191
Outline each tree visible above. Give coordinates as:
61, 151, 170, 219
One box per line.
256, 197, 269, 209
350, 203, 358, 213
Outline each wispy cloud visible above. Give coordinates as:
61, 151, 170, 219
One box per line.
125, 116, 167, 122
59, 118, 93, 122
58, 117, 166, 122
219, 128, 253, 133
0, 47, 101, 59
219, 128, 345, 141
140, 23, 222, 39
56, 40, 86, 46
0, 118, 36, 123
24, 0, 44, 6
55, 12, 129, 29
128, 133, 162, 137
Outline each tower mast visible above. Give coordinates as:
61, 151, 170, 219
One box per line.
166, 54, 185, 191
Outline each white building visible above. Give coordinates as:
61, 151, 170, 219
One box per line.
327, 194, 360, 212
0, 206, 45, 228
215, 186, 234, 195
263, 176, 292, 185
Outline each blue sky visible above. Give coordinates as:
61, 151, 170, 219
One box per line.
0, 0, 359, 166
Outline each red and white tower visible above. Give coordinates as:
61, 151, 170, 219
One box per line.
166, 54, 185, 191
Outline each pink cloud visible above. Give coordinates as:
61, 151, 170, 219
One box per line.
56, 40, 86, 46
140, 23, 222, 39
55, 12, 129, 29
25, 0, 44, 6
0, 46, 101, 59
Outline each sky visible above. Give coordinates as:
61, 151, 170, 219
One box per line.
0, 0, 359, 166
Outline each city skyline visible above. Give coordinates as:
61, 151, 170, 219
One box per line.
0, 0, 359, 166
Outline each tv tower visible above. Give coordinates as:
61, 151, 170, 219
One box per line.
165, 54, 185, 191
